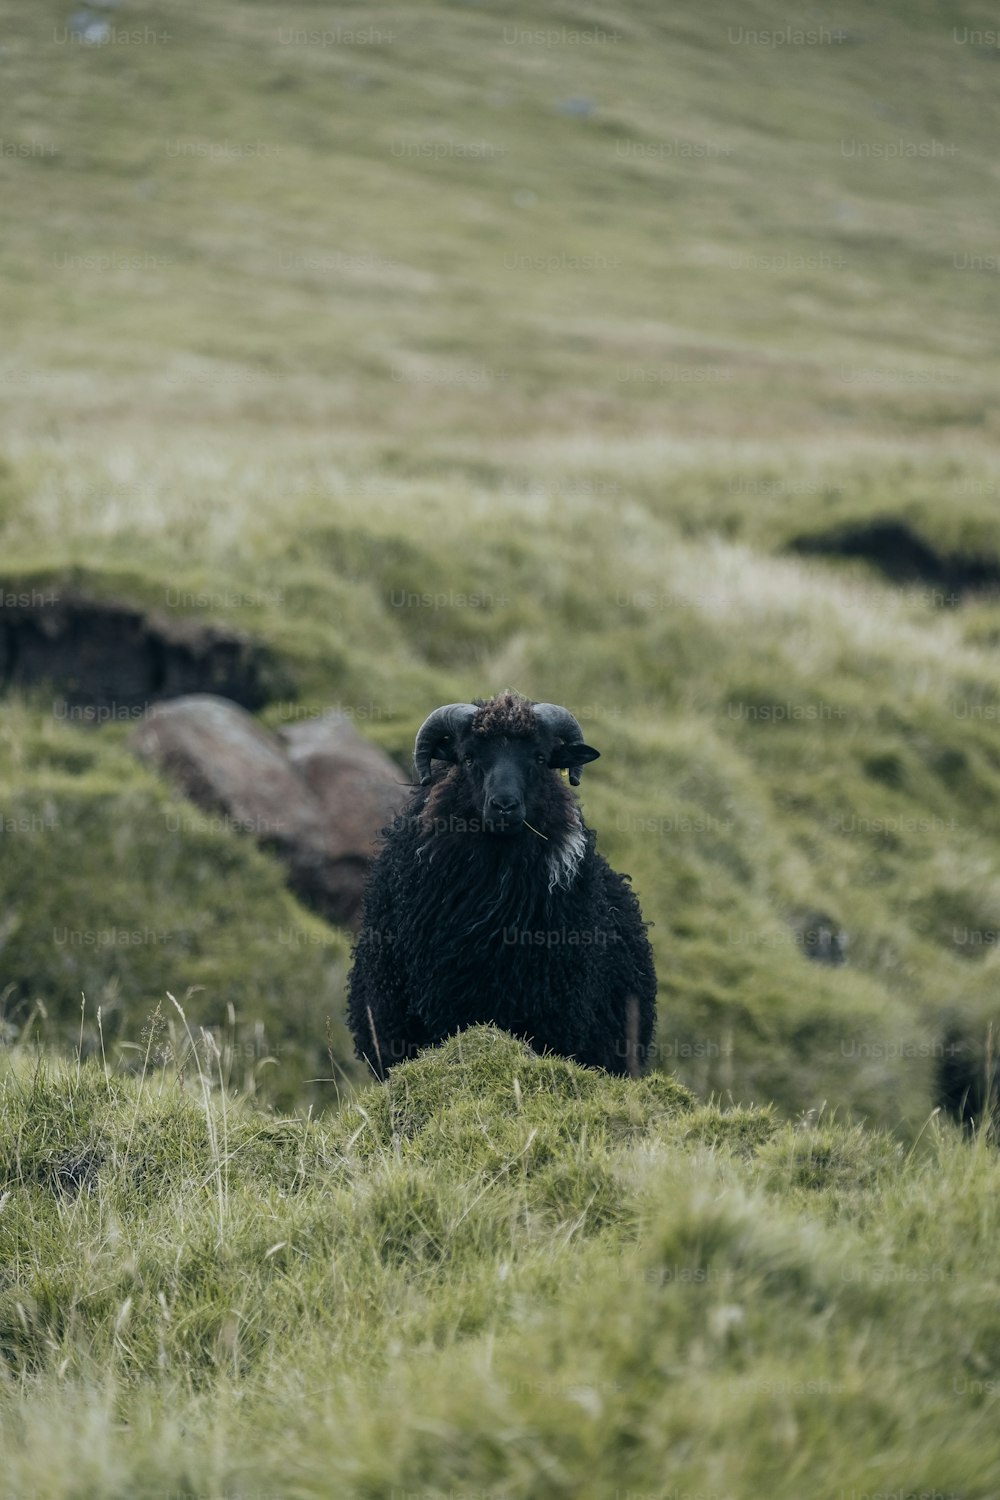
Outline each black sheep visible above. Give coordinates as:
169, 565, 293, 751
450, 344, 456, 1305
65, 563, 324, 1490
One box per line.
347, 690, 657, 1078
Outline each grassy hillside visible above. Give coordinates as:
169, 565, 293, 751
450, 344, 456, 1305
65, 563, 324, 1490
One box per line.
3, 1, 1000, 1490
3, 0, 1000, 1128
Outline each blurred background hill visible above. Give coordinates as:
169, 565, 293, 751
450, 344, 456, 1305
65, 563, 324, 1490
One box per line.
3, 0, 1000, 1128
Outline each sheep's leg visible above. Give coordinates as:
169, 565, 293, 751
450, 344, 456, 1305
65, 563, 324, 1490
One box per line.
347, 934, 420, 1079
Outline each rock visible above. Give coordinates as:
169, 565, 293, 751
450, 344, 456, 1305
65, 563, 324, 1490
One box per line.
132, 696, 408, 928
132, 693, 325, 859
280, 712, 410, 925
280, 712, 408, 860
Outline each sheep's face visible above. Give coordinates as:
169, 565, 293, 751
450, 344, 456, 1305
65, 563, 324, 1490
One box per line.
457, 731, 598, 836
415, 693, 600, 838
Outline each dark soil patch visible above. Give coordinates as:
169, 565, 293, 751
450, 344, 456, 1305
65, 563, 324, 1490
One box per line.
0, 592, 289, 715
793, 911, 848, 966
935, 1025, 999, 1133
787, 518, 1000, 598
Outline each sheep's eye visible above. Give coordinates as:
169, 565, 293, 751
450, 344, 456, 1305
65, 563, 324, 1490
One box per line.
536, 753, 547, 765
463, 755, 474, 767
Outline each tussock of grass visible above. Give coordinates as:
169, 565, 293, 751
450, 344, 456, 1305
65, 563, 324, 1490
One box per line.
340, 1026, 694, 1153
0, 1030, 718, 1399
2, 1029, 999, 1497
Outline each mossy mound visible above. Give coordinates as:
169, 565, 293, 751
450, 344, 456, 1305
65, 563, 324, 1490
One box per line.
3, 1032, 999, 1497
339, 1026, 696, 1156
0, 1030, 755, 1387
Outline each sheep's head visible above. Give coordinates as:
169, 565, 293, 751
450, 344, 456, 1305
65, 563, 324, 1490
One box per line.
413, 690, 599, 835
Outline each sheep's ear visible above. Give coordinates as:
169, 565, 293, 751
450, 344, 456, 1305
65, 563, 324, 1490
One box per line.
548, 743, 600, 771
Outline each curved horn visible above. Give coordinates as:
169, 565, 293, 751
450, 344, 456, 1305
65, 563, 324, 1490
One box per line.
532, 702, 589, 786
413, 703, 478, 785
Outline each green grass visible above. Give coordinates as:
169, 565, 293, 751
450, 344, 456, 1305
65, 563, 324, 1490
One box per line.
2, 0, 1000, 1130
3, 0, 1000, 1490
3, 1029, 1000, 1498
0, 700, 356, 1109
